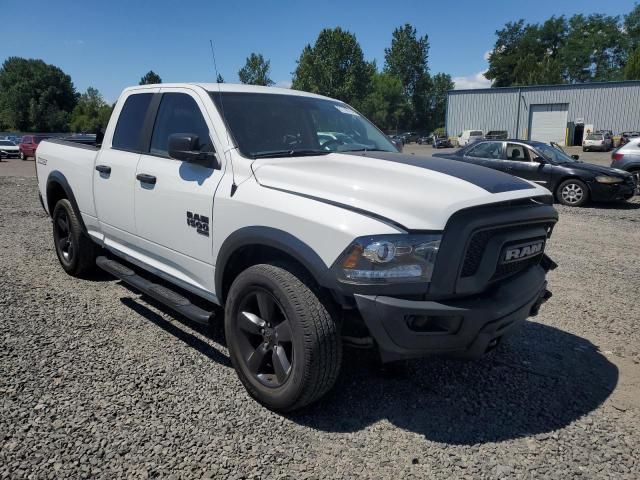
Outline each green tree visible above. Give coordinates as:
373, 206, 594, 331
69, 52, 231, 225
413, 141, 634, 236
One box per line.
216, 73, 224, 83
384, 24, 430, 97
427, 73, 454, 131
561, 14, 627, 82
625, 4, 640, 50
69, 87, 113, 133
238, 53, 274, 86
383, 24, 431, 128
139, 70, 162, 85
624, 46, 640, 79
0, 57, 77, 132
292, 28, 373, 104
358, 73, 411, 131
485, 18, 566, 87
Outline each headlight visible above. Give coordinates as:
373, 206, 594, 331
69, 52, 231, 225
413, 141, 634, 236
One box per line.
595, 175, 624, 184
332, 234, 441, 285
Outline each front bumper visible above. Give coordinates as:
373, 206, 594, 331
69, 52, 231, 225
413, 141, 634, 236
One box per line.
589, 179, 636, 201
355, 264, 551, 363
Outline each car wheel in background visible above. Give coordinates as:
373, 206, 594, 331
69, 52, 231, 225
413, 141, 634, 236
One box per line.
19, 151, 26, 160
629, 169, 640, 196
557, 179, 589, 207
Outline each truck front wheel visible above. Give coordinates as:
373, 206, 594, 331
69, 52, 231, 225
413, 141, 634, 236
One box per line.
225, 264, 342, 412
52, 199, 98, 277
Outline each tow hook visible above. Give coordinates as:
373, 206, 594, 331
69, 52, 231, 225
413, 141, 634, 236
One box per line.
540, 254, 558, 272
530, 289, 552, 317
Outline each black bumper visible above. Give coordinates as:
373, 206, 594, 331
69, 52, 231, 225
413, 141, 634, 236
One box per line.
589, 180, 636, 201
355, 265, 551, 363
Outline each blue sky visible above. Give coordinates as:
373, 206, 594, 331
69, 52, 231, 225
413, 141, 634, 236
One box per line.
0, 0, 635, 102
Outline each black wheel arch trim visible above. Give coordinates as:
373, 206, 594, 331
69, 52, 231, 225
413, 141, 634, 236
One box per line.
46, 170, 88, 234
215, 226, 339, 303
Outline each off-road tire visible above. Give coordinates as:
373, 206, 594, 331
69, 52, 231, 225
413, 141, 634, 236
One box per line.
225, 263, 342, 412
52, 199, 98, 276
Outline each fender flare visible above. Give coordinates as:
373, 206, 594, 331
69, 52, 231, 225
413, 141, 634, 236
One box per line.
214, 226, 338, 301
46, 170, 87, 233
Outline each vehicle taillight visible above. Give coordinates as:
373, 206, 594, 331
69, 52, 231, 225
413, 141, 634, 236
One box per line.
612, 152, 624, 161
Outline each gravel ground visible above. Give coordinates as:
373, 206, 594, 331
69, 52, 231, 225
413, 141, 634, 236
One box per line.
1, 176, 639, 479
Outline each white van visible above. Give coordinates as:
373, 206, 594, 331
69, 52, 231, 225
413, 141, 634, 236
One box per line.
458, 130, 484, 146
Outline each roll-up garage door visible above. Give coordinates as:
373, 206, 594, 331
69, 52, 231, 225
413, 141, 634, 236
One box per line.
528, 104, 568, 145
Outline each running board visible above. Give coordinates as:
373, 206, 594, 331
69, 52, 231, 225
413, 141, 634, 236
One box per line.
96, 256, 213, 325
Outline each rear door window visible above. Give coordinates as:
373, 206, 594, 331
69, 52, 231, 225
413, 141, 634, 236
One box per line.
506, 143, 531, 161
471, 130, 483, 136
112, 93, 153, 152
466, 141, 503, 159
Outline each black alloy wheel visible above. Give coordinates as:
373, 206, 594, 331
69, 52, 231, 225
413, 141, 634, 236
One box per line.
235, 287, 294, 387
54, 207, 74, 265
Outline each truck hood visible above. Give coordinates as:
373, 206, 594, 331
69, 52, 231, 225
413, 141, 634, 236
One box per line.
251, 151, 551, 230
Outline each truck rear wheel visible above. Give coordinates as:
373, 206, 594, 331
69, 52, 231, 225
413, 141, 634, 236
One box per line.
224, 264, 341, 412
52, 199, 98, 277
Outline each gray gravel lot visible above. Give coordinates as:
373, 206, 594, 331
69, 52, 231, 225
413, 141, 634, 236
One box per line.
1, 173, 639, 479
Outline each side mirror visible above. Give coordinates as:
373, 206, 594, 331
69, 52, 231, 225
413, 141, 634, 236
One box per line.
571, 154, 580, 160
533, 156, 546, 164
168, 133, 216, 166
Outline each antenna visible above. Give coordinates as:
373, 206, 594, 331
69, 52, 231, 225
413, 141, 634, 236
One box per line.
209, 39, 237, 196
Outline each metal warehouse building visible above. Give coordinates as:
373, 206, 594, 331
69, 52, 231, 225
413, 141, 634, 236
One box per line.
445, 80, 640, 146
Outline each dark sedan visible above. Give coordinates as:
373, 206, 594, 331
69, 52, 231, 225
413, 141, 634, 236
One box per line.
434, 139, 636, 207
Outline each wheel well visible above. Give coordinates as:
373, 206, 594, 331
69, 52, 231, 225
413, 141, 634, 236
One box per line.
220, 244, 319, 305
46, 181, 67, 214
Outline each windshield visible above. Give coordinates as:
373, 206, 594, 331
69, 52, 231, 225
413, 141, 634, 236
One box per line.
536, 143, 577, 164
210, 92, 397, 158
586, 134, 603, 140
0, 141, 15, 146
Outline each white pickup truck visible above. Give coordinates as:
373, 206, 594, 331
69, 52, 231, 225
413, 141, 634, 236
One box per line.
36, 83, 558, 411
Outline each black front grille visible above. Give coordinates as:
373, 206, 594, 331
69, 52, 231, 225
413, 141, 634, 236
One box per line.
461, 223, 553, 279
492, 253, 543, 281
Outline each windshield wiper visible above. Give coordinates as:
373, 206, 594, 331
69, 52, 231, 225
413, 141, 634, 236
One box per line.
251, 149, 330, 159
340, 148, 389, 153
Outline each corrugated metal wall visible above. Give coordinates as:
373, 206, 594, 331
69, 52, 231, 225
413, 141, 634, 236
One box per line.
446, 81, 640, 140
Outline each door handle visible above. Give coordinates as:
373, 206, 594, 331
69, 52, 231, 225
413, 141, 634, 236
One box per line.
136, 173, 157, 185
95, 165, 111, 174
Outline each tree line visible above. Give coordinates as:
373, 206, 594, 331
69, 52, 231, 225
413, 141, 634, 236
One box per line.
485, 4, 640, 86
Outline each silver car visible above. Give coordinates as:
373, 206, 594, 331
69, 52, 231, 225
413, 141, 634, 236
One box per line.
611, 138, 640, 195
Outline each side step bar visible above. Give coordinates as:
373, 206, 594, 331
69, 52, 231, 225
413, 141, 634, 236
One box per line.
96, 256, 213, 325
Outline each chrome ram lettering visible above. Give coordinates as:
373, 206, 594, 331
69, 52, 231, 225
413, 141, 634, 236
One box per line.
503, 241, 544, 263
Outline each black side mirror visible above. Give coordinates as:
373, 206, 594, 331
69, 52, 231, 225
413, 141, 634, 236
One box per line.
533, 156, 546, 164
168, 133, 216, 166
571, 154, 580, 160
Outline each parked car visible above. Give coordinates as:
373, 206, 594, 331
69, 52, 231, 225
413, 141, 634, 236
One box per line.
434, 139, 635, 207
583, 133, 612, 152
619, 131, 640, 146
611, 138, 640, 195
0, 140, 20, 159
485, 130, 508, 140
432, 134, 452, 148
396, 132, 417, 143
417, 135, 432, 145
36, 82, 558, 411
458, 130, 484, 146
388, 134, 404, 150
19, 135, 51, 160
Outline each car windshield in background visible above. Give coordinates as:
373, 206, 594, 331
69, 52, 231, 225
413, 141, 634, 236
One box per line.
586, 134, 603, 140
209, 92, 397, 158
471, 131, 483, 136
0, 140, 15, 146
536, 143, 577, 164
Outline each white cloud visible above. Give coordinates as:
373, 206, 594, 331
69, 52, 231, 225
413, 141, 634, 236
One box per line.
275, 80, 292, 89
452, 71, 491, 90
483, 50, 492, 61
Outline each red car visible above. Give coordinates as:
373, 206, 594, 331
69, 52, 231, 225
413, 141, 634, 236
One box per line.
19, 135, 50, 160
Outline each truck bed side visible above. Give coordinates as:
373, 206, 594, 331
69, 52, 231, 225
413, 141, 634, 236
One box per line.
36, 139, 100, 220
